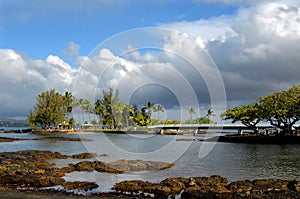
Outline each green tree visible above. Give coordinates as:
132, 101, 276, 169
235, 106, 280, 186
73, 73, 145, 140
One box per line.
112, 89, 125, 128
27, 109, 37, 129
76, 98, 91, 123
153, 104, 164, 120
102, 88, 114, 128
259, 85, 300, 135
62, 91, 73, 118
221, 103, 263, 133
84, 100, 93, 121
131, 103, 149, 126
122, 104, 133, 128
94, 99, 105, 125
28, 89, 64, 128
143, 101, 155, 120
95, 88, 130, 129
197, 117, 213, 124
188, 107, 196, 121
68, 117, 75, 129
164, 120, 181, 124
206, 109, 215, 122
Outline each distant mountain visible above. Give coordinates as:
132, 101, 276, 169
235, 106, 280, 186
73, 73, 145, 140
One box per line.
0, 118, 29, 127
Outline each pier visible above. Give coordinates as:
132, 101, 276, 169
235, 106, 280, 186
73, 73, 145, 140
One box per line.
148, 124, 274, 134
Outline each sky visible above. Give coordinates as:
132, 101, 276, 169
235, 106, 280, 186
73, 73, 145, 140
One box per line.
0, 0, 300, 121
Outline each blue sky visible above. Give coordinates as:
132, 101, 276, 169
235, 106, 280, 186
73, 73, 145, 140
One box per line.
0, 0, 237, 61
0, 0, 300, 120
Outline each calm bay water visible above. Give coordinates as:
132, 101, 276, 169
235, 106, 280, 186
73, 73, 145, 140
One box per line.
0, 132, 299, 192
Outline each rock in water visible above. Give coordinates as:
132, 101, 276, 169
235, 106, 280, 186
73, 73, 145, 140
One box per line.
63, 181, 99, 190
108, 159, 174, 172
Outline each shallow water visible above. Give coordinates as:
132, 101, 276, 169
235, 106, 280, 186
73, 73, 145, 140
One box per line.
0, 133, 299, 192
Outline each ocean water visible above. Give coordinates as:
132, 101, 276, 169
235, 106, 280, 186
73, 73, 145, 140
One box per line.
0, 132, 299, 192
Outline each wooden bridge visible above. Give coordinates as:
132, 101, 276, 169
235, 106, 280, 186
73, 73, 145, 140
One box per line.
147, 124, 274, 134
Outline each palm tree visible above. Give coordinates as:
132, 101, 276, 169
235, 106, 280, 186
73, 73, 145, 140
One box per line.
77, 98, 90, 123
122, 104, 133, 129
143, 101, 155, 119
85, 101, 93, 121
95, 99, 105, 125
188, 107, 196, 121
62, 91, 73, 118
153, 104, 164, 120
206, 109, 215, 123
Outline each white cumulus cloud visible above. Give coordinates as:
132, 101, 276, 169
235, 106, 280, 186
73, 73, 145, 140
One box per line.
161, 0, 300, 106
0, 49, 76, 118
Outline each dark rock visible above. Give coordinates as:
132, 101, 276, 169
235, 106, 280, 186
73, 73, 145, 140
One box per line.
24, 161, 55, 168
114, 180, 153, 193
0, 137, 28, 142
207, 134, 300, 144
33, 137, 92, 142
226, 180, 253, 193
152, 185, 172, 199
60, 164, 76, 173
71, 152, 96, 159
63, 181, 99, 190
74, 161, 95, 171
176, 138, 195, 141
3, 129, 32, 134
0, 167, 65, 188
181, 187, 229, 199
159, 178, 186, 195
94, 161, 123, 173
108, 159, 174, 172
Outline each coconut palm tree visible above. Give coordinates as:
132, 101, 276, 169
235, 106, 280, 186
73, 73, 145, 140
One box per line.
143, 101, 155, 119
122, 104, 133, 129
85, 101, 94, 121
153, 104, 164, 120
77, 98, 90, 123
62, 91, 73, 118
188, 107, 196, 121
206, 109, 215, 123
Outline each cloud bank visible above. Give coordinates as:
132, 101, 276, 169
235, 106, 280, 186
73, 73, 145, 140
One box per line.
162, 1, 300, 102
0, 49, 76, 118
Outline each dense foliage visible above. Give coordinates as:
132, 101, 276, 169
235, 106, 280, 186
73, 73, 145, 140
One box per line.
27, 89, 74, 129
28, 88, 215, 130
222, 85, 300, 135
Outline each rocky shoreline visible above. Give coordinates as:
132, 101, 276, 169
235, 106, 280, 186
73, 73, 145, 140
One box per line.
0, 189, 152, 199
0, 150, 298, 198
0, 176, 299, 199
114, 176, 299, 198
0, 150, 174, 192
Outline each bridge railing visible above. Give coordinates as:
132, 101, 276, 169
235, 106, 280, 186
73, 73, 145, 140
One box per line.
148, 124, 274, 129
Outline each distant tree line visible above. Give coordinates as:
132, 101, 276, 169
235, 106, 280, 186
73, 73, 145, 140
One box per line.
27, 88, 215, 129
221, 85, 300, 135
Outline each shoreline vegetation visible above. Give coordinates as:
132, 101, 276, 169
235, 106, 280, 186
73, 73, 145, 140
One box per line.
20, 85, 300, 145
